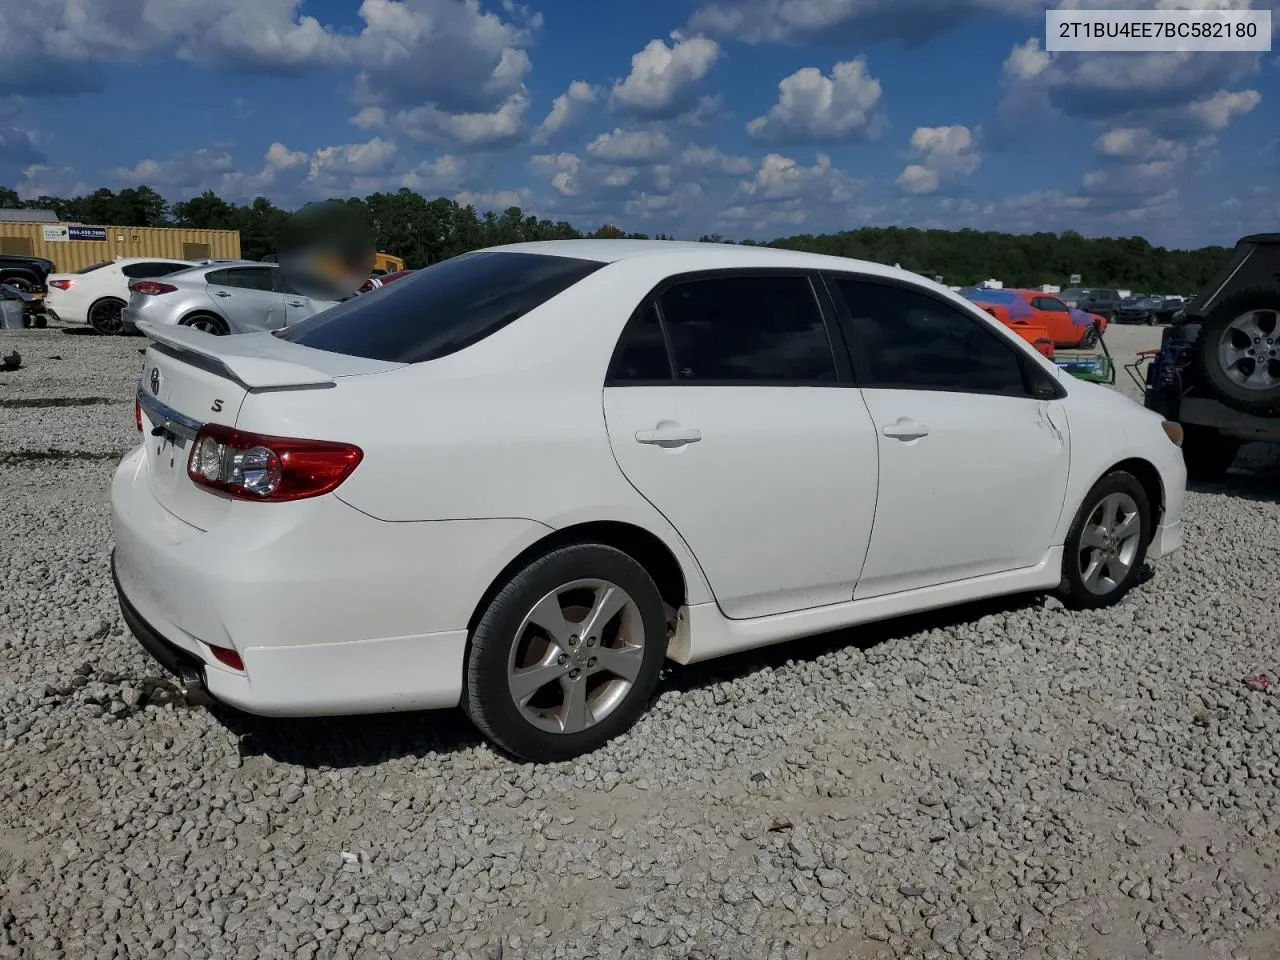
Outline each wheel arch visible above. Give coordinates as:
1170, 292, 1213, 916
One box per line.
1104, 456, 1165, 527
89, 294, 126, 311
466, 520, 692, 638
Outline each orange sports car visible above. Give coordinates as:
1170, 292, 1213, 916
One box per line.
961, 287, 1107, 349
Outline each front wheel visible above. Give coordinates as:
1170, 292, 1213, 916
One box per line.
1057, 471, 1151, 610
463, 543, 668, 762
1078, 323, 1101, 349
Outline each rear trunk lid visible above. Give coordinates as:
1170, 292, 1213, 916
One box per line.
134, 322, 402, 530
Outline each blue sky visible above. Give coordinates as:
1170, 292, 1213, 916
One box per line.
1, 0, 1276, 248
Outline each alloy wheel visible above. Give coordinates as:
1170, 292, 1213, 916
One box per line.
506, 578, 646, 735
1077, 491, 1142, 595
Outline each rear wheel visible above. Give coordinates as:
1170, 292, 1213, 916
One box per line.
88, 298, 127, 335
463, 543, 668, 762
1057, 471, 1151, 610
1181, 425, 1239, 482
180, 313, 228, 335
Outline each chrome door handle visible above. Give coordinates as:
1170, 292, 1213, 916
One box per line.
287, 300, 305, 307
213, 291, 231, 298
881, 418, 929, 441
636, 425, 702, 447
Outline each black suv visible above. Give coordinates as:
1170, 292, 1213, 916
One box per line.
0, 253, 55, 294
1136, 233, 1280, 480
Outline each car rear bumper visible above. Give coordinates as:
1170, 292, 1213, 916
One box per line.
110, 445, 549, 717
113, 548, 468, 716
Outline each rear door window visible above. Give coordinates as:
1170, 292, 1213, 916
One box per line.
657, 274, 837, 383
277, 251, 605, 363
122, 261, 189, 279
206, 267, 277, 291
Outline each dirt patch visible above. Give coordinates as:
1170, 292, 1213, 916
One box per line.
0, 449, 126, 465
0, 397, 118, 409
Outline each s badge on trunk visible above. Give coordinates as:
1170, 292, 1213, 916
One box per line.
150, 367, 160, 395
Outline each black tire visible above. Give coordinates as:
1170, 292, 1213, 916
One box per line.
1192, 285, 1280, 414
463, 542, 668, 762
88, 297, 127, 336
1, 275, 34, 293
1078, 323, 1100, 349
1180, 425, 1239, 482
1057, 470, 1152, 610
179, 313, 229, 335
32, 312, 47, 329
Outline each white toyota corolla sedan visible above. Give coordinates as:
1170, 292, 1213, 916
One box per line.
111, 240, 1187, 761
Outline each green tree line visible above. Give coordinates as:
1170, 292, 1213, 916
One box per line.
1, 183, 1232, 291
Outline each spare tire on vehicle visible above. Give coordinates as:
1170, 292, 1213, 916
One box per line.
1192, 285, 1280, 414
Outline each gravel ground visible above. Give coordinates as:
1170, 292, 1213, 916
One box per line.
2, 321, 1278, 960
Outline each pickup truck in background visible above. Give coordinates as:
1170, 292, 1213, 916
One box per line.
1061, 287, 1123, 322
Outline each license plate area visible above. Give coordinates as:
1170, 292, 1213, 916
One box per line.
138, 387, 204, 504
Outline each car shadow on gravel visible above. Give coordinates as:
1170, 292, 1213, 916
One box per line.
662, 591, 1050, 698
208, 590, 1061, 770
1189, 469, 1280, 504
212, 704, 485, 769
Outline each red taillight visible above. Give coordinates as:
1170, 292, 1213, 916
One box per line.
130, 280, 177, 296
209, 644, 245, 671
49, 279, 73, 291
135, 398, 143, 432
186, 424, 363, 502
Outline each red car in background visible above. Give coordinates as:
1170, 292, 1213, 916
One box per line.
961, 287, 1107, 349
358, 269, 416, 294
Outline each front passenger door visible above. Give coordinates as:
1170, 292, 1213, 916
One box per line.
825, 274, 1071, 599
204, 266, 285, 332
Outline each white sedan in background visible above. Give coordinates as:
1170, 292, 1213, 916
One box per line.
110, 240, 1187, 762
45, 257, 198, 334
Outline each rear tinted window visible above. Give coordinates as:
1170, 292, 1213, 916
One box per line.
277, 251, 605, 364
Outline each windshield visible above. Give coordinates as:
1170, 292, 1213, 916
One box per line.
277, 251, 606, 364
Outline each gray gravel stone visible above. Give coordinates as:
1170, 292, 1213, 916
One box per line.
2, 322, 1279, 959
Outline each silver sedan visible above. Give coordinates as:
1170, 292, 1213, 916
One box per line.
122, 261, 339, 335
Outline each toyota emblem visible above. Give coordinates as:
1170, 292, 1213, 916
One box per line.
149, 367, 160, 395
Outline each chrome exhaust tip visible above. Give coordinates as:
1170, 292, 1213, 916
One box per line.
177, 665, 214, 707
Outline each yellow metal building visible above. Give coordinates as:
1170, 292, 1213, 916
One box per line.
0, 221, 241, 272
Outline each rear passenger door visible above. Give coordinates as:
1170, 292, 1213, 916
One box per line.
824, 273, 1071, 598
602, 270, 881, 621
204, 266, 286, 332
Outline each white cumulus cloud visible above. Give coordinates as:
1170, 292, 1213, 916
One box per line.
610, 35, 720, 119
746, 58, 885, 145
